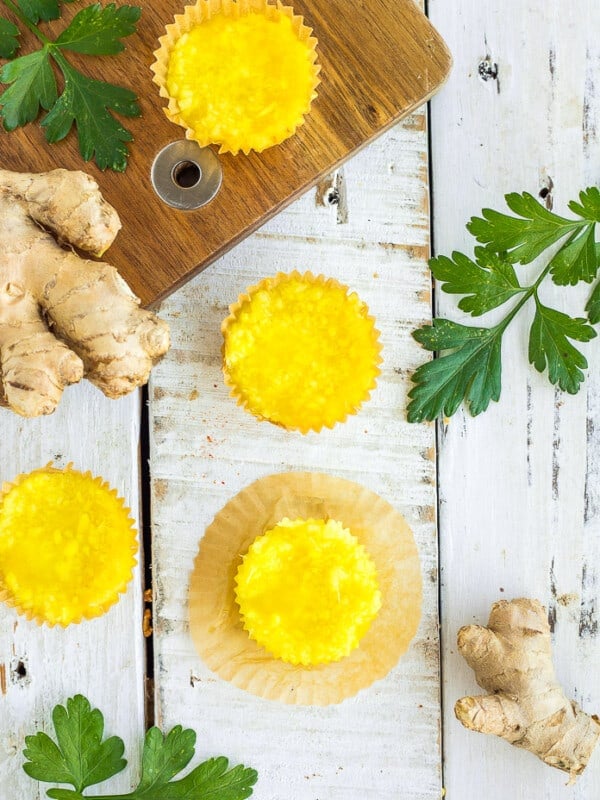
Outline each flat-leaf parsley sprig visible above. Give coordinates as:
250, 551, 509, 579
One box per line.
0, 0, 141, 171
23, 695, 258, 800
407, 188, 600, 422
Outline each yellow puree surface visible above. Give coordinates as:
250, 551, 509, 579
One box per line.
0, 472, 136, 626
167, 12, 316, 152
224, 274, 380, 431
235, 518, 382, 665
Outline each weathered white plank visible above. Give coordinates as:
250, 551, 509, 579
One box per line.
149, 111, 439, 799
0, 385, 145, 797
429, 1, 600, 796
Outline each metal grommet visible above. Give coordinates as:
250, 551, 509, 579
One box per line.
151, 140, 222, 210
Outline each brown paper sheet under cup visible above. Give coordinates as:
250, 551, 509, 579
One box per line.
189, 471, 422, 705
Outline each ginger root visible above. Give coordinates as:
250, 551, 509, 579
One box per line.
455, 597, 600, 782
0, 168, 170, 416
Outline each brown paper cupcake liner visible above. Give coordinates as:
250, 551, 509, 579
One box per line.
189, 472, 422, 705
151, 0, 320, 154
221, 271, 383, 433
0, 464, 137, 627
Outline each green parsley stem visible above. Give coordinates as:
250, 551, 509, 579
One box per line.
494, 261, 554, 335
0, 0, 50, 43
49, 46, 69, 69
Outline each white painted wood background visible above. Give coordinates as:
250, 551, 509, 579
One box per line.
3, 2, 600, 799
429, 0, 600, 797
0, 388, 145, 797
148, 109, 440, 799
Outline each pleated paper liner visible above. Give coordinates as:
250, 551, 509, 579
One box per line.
221, 271, 383, 433
189, 472, 422, 705
0, 465, 137, 627
151, 0, 320, 154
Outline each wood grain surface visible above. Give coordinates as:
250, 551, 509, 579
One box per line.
0, 0, 450, 306
148, 109, 440, 798
429, 0, 600, 796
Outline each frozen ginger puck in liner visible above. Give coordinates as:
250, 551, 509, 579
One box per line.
151, 0, 320, 154
222, 271, 382, 432
189, 472, 422, 705
235, 517, 382, 666
0, 465, 137, 626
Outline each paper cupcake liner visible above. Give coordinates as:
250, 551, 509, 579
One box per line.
0, 464, 137, 627
189, 472, 422, 705
221, 271, 383, 433
151, 0, 320, 154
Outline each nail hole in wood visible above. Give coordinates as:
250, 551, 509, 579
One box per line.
10, 657, 29, 685
478, 59, 498, 81
539, 177, 554, 209
326, 187, 340, 206
172, 160, 202, 189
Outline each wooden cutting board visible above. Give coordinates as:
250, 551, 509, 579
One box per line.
0, 0, 451, 307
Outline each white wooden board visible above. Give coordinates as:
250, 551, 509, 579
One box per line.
0, 387, 145, 797
148, 110, 440, 799
429, 0, 600, 796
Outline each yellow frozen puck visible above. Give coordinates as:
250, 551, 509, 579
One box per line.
235, 517, 382, 665
152, 0, 320, 154
222, 271, 382, 432
0, 466, 137, 626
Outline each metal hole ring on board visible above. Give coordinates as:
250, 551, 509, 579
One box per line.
151, 140, 222, 211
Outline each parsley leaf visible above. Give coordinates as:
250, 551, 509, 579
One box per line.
569, 187, 600, 221
23, 695, 126, 792
468, 189, 600, 286
0, 1, 140, 171
136, 726, 198, 791
407, 320, 502, 422
173, 757, 258, 800
529, 301, 596, 394
0, 18, 19, 58
14, 0, 67, 24
56, 4, 141, 56
408, 189, 600, 422
23, 695, 259, 800
585, 245, 600, 324
468, 191, 584, 264
0, 47, 57, 129
43, 57, 139, 171
132, 727, 257, 799
587, 283, 600, 324
548, 224, 598, 285
430, 246, 523, 316
548, 189, 600, 286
